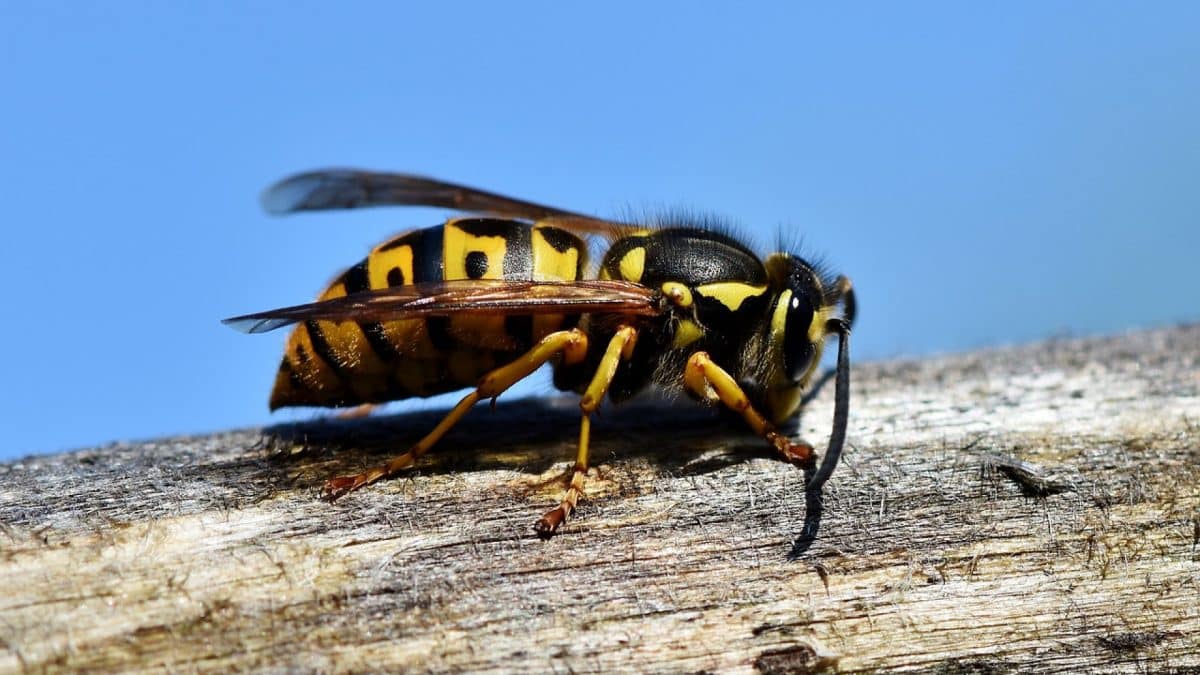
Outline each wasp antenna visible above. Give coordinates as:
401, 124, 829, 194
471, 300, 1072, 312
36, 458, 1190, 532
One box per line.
806, 318, 850, 495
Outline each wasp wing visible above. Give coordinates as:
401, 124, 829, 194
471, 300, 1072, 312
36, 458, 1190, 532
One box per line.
224, 279, 664, 334
261, 169, 624, 236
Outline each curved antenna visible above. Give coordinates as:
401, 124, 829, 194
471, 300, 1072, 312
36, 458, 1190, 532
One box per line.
806, 318, 850, 495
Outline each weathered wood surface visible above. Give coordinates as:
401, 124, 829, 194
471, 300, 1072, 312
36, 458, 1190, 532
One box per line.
2, 325, 1198, 673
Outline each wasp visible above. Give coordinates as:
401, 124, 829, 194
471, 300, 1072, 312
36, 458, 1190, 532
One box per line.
225, 170, 855, 536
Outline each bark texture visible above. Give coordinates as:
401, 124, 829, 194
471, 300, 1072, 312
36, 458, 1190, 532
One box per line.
1, 325, 1198, 673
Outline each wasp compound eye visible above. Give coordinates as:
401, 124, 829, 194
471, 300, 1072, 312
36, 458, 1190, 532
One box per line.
783, 292, 817, 383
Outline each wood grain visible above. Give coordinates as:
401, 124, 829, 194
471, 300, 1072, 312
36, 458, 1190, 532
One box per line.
2, 325, 1198, 673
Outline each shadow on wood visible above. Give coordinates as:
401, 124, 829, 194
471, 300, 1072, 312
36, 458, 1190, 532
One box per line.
1, 325, 1198, 672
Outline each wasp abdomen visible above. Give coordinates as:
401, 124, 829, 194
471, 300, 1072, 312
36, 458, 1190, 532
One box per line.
269, 218, 587, 409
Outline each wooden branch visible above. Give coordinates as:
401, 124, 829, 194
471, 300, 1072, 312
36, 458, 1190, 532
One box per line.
2, 325, 1198, 673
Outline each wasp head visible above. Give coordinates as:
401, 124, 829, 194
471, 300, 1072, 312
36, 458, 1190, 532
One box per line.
757, 253, 851, 424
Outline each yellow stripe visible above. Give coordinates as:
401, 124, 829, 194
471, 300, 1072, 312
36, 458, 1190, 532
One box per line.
444, 219, 508, 347
694, 282, 768, 311
530, 227, 583, 341
314, 282, 394, 401
363, 242, 424, 364
531, 228, 581, 281
367, 243, 415, 289
672, 318, 705, 348
444, 219, 507, 280
617, 247, 646, 282
293, 323, 342, 392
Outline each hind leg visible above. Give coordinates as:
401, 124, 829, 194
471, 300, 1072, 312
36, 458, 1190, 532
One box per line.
323, 328, 589, 500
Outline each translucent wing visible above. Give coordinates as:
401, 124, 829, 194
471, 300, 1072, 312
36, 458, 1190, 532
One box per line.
261, 169, 624, 236
223, 279, 664, 334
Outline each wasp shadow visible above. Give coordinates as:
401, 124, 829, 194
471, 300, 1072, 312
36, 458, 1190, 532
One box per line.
259, 387, 833, 554
257, 389, 839, 481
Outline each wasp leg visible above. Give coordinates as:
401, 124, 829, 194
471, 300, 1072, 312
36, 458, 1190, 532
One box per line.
323, 328, 589, 500
534, 325, 638, 537
683, 352, 816, 467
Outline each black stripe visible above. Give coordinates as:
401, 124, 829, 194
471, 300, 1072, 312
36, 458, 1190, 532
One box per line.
304, 320, 350, 380
453, 218, 521, 239
361, 322, 402, 361
343, 259, 402, 362
378, 229, 420, 252
280, 356, 306, 391
413, 226, 445, 283
536, 226, 581, 254
342, 260, 370, 293
425, 317, 455, 350
412, 226, 454, 349
505, 315, 534, 353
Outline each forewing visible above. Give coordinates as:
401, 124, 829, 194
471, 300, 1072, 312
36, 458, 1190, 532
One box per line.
261, 169, 624, 236
223, 279, 663, 334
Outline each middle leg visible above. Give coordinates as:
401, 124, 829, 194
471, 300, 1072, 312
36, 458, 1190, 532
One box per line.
534, 324, 638, 536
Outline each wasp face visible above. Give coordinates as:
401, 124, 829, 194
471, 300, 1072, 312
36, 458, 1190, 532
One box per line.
758, 254, 832, 423
778, 257, 826, 384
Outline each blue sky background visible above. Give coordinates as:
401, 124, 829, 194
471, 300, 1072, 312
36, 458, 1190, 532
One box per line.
2, 2, 1197, 460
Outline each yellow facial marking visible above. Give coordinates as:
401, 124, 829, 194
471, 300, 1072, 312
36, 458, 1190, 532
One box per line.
808, 306, 832, 344
618, 247, 646, 282
661, 281, 693, 308
672, 318, 704, 348
770, 290, 791, 344
695, 282, 768, 312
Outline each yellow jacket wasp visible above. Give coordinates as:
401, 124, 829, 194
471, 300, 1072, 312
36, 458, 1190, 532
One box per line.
225, 170, 855, 536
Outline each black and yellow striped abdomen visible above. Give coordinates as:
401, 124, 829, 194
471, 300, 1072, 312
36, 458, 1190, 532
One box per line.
270, 218, 587, 409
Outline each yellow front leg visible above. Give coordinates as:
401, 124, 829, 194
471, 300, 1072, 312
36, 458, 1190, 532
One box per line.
323, 328, 589, 500
535, 325, 638, 536
684, 351, 816, 466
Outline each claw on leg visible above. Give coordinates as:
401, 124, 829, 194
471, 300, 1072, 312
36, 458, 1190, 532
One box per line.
770, 433, 816, 468
534, 327, 635, 536
685, 351, 818, 467
535, 458, 588, 538
322, 449, 419, 501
